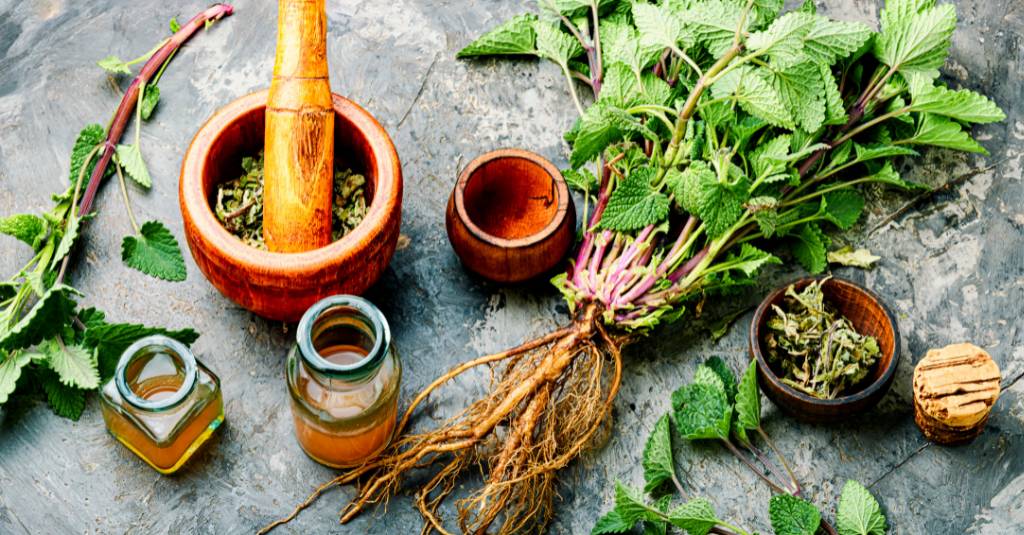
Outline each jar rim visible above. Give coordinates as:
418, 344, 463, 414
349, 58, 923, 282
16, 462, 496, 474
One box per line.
115, 335, 198, 411
296, 295, 391, 381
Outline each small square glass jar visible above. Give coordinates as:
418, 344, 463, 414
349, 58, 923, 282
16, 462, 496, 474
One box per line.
286, 295, 401, 468
99, 335, 224, 474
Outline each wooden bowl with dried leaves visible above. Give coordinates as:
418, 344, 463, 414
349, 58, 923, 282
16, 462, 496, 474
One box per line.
749, 276, 900, 423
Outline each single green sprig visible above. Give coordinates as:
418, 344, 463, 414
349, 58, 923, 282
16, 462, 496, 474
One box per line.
593, 358, 889, 535
460, 0, 1004, 333
0, 5, 233, 418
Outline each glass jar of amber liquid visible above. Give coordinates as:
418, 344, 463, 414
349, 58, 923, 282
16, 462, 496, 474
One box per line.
286, 295, 401, 468
99, 335, 224, 474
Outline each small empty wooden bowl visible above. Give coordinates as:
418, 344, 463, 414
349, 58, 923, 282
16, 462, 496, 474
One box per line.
445, 149, 575, 283
179, 90, 402, 322
749, 277, 900, 423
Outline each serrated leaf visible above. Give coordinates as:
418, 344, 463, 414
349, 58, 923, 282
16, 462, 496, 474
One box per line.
790, 223, 828, 273
0, 350, 32, 404
0, 213, 46, 247
865, 162, 926, 190
592, 508, 634, 534
803, 16, 872, 65
97, 54, 131, 75
685, 169, 747, 238
909, 84, 1005, 124
632, 2, 690, 50
600, 168, 670, 231
115, 144, 153, 188
723, 243, 782, 277
666, 497, 719, 535
821, 64, 847, 125
601, 19, 659, 76
563, 167, 599, 194
734, 359, 761, 432
712, 65, 793, 129
828, 246, 880, 269
689, 0, 747, 57
703, 356, 738, 403
642, 414, 676, 494
875, 3, 956, 74
671, 383, 732, 440
752, 135, 791, 179
765, 61, 825, 132
458, 14, 538, 58
83, 319, 199, 381
746, 0, 786, 30
40, 370, 86, 420
769, 494, 821, 535
853, 143, 919, 162
121, 220, 187, 282
140, 84, 160, 121
614, 482, 660, 524
822, 189, 864, 230
68, 124, 106, 184
571, 101, 648, 167
902, 113, 987, 154
837, 480, 887, 535
694, 364, 727, 393
41, 339, 98, 389
0, 284, 79, 351
599, 62, 638, 107
50, 208, 81, 269
746, 12, 815, 67
534, 19, 584, 66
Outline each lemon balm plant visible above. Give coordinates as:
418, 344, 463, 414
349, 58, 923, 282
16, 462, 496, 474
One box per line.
268, 1, 1003, 533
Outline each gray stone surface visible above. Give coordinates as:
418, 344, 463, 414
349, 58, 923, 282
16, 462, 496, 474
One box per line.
0, 0, 1021, 533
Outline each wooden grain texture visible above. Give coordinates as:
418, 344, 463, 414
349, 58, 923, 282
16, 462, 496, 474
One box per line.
263, 0, 334, 252
179, 91, 402, 322
750, 277, 900, 423
445, 149, 575, 283
913, 343, 1001, 445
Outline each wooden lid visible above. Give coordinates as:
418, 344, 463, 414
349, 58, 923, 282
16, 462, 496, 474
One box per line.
913, 343, 1000, 429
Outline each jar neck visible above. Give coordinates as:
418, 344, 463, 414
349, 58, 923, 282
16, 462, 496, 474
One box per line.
115, 335, 198, 412
296, 295, 391, 384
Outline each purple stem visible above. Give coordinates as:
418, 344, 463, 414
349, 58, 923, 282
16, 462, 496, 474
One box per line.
77, 4, 234, 217
572, 165, 612, 288
668, 245, 709, 283
657, 215, 697, 274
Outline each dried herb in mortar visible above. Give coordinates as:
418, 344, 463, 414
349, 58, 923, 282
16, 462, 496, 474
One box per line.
765, 278, 880, 399
214, 151, 368, 249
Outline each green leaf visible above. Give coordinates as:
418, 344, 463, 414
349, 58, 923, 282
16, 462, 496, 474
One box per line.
632, 2, 690, 50
0, 213, 46, 247
592, 508, 634, 534
802, 16, 873, 65
683, 169, 747, 238
140, 84, 160, 121
601, 19, 659, 76
169, 17, 181, 33
457, 14, 538, 58
828, 246, 880, 269
614, 482, 660, 524
765, 61, 825, 132
902, 113, 987, 154
821, 63, 847, 125
734, 359, 761, 432
599, 168, 670, 231
40, 370, 86, 420
769, 494, 821, 535
666, 498, 719, 535
642, 414, 676, 494
875, 2, 956, 74
909, 84, 1005, 124
97, 54, 132, 75
712, 65, 793, 129
836, 480, 887, 535
121, 220, 187, 282
671, 383, 732, 440
703, 356, 738, 403
83, 318, 199, 381
752, 135, 790, 179
0, 350, 32, 404
40, 338, 98, 389
853, 143, 919, 162
563, 168, 599, 194
746, 12, 815, 67
534, 19, 584, 66
822, 189, 864, 230
571, 101, 648, 167
50, 208, 81, 269
790, 223, 828, 273
69, 124, 107, 185
0, 285, 79, 351
722, 243, 782, 277
865, 162, 925, 190
689, 0, 747, 57
115, 144, 153, 188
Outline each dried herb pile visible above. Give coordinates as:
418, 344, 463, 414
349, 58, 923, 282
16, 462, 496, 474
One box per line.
765, 278, 880, 399
214, 152, 368, 249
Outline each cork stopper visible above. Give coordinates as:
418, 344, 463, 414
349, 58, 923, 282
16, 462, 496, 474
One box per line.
913, 343, 1000, 445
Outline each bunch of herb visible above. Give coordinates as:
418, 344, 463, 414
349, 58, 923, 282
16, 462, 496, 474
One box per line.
0, 5, 233, 418
765, 278, 880, 399
595, 360, 888, 535
266, 0, 1002, 532
214, 151, 368, 249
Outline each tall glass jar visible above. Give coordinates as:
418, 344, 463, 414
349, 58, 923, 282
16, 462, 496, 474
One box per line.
286, 295, 402, 468
99, 335, 224, 474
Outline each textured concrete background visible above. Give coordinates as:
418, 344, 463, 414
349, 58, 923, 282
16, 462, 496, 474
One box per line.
0, 0, 1021, 533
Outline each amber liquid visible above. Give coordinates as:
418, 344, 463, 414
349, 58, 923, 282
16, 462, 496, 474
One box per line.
102, 374, 223, 473
292, 345, 398, 468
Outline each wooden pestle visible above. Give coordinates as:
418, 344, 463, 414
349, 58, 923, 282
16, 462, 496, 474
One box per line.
263, 0, 334, 252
